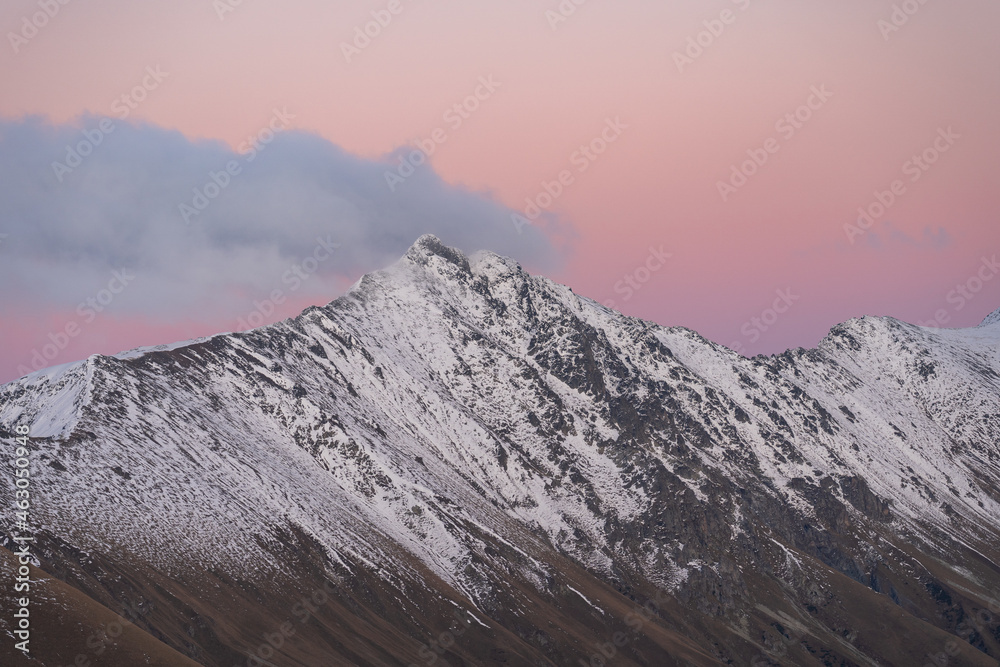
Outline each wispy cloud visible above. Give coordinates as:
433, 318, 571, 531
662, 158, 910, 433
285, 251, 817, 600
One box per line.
862, 222, 952, 251
0, 115, 560, 322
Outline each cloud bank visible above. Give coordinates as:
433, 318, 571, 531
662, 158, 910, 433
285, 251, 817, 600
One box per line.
0, 115, 559, 322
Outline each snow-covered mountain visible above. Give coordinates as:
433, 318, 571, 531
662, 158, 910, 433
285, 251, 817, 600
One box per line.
2, 235, 999, 666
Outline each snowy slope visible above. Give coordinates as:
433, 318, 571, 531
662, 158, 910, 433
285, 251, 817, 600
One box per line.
2, 235, 999, 666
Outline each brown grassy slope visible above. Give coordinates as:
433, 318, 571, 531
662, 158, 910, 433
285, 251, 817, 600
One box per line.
0, 546, 205, 666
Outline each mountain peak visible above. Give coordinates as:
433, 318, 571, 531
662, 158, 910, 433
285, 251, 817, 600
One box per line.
410, 232, 444, 251
405, 234, 470, 271
980, 306, 1000, 327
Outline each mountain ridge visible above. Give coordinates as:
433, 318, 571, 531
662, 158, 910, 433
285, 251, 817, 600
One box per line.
12, 234, 998, 388
2, 234, 999, 666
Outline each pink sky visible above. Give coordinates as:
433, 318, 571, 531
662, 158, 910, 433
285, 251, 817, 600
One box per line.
2, 0, 999, 381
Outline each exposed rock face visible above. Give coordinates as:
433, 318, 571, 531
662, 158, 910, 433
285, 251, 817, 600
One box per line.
2, 235, 999, 666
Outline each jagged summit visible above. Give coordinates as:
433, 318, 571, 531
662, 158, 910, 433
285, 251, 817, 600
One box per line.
980, 306, 1000, 327
404, 233, 471, 271
400, 233, 531, 288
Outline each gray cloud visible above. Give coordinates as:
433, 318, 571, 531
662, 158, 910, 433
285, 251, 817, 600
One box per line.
0, 115, 561, 320
863, 222, 952, 252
